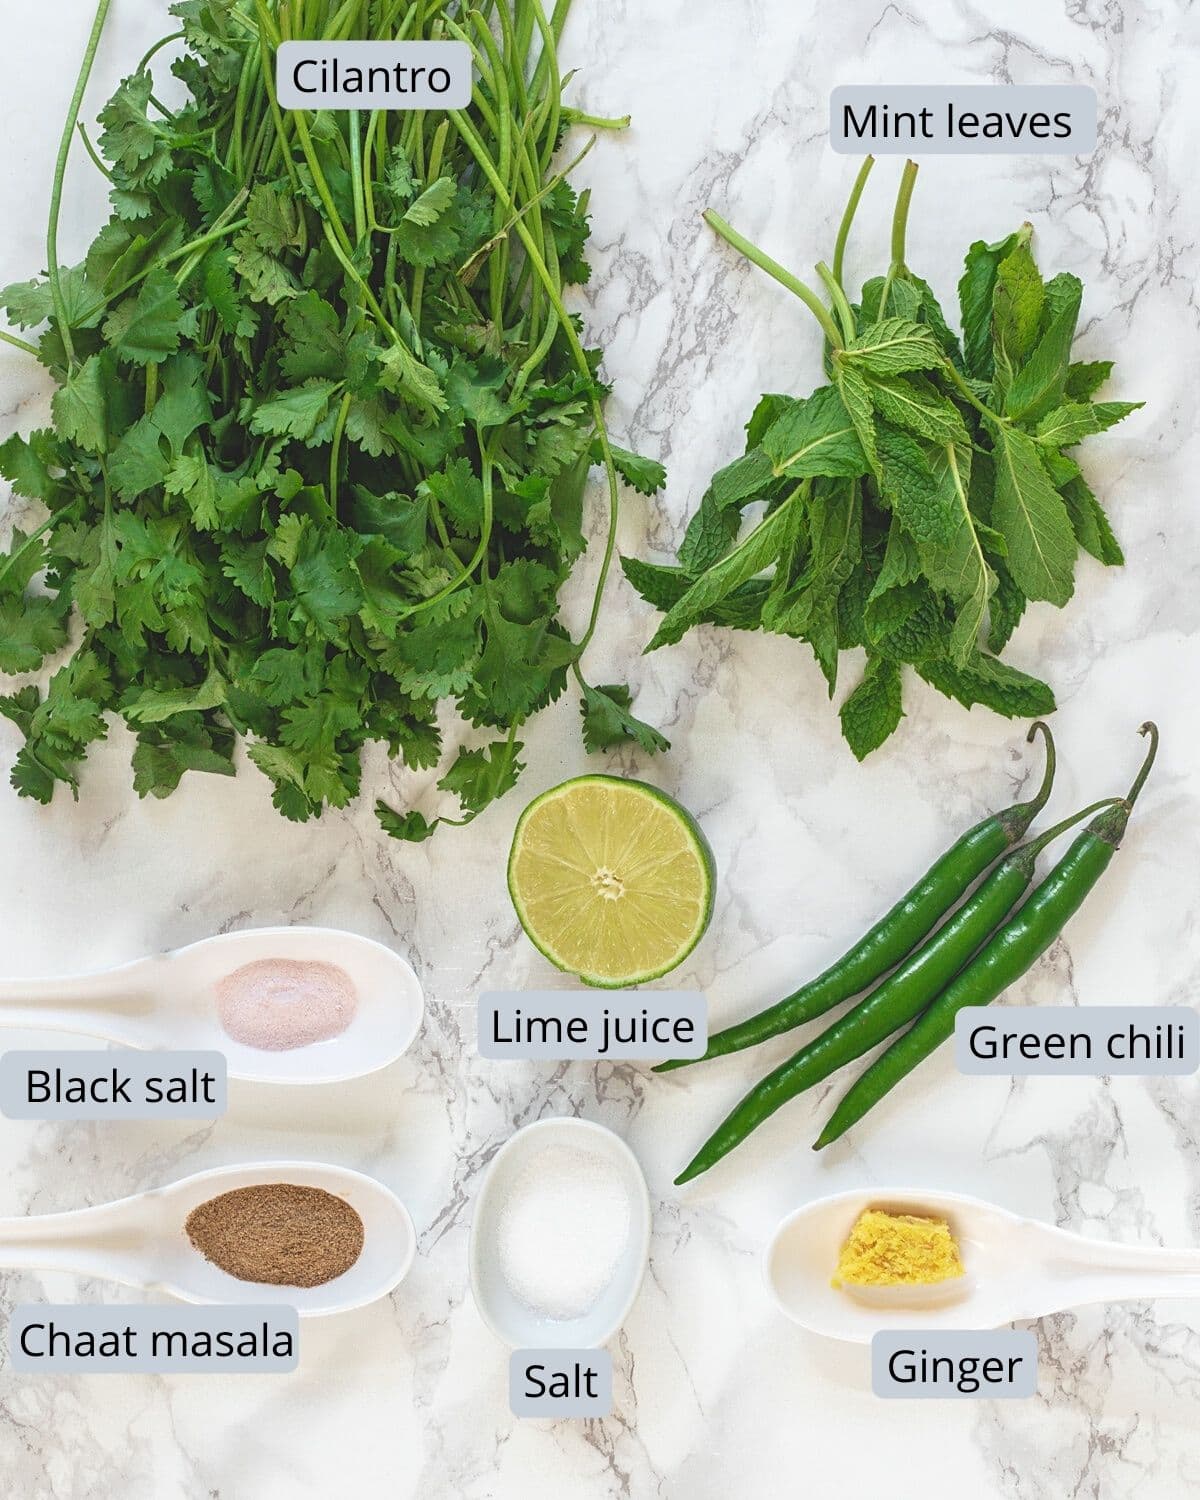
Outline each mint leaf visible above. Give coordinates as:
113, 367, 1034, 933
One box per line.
986, 561, 1027, 654
647, 495, 798, 650
923, 442, 996, 666
1005, 273, 1082, 423
992, 240, 1044, 375
876, 425, 954, 546
762, 385, 869, 479
957, 230, 1021, 379
621, 555, 768, 631
1060, 473, 1124, 566
840, 656, 903, 759
1034, 401, 1142, 448
678, 488, 739, 575
919, 652, 1055, 718
866, 374, 968, 446
1064, 360, 1113, 401
990, 425, 1077, 605
832, 361, 879, 473
841, 318, 943, 376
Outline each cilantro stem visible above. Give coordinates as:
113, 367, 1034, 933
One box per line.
448, 104, 623, 657
329, 392, 352, 516
0, 329, 42, 360
252, 2, 302, 195
292, 110, 357, 260
49, 0, 114, 370
832, 155, 874, 287
560, 108, 630, 130
137, 30, 185, 75
460, 135, 596, 290
348, 110, 368, 245
703, 210, 844, 350
399, 431, 496, 618
75, 122, 113, 183
231, 46, 260, 179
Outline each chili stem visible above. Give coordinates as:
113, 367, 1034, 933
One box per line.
1023, 798, 1123, 858
1126, 722, 1159, 806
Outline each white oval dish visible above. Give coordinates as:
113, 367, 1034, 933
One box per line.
469, 1117, 651, 1349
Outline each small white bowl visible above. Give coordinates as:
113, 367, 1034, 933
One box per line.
469, 1117, 651, 1349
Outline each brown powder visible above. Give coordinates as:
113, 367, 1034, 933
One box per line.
185, 1184, 365, 1288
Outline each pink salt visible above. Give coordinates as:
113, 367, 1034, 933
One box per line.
216, 958, 357, 1051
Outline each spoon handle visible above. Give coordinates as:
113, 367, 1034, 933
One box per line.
0, 970, 142, 1007
1054, 1242, 1200, 1303
0, 1207, 150, 1279
0, 1005, 132, 1043
0, 967, 154, 1042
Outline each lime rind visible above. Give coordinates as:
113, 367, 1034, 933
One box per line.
507, 775, 715, 988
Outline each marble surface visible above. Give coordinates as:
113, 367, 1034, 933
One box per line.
1, 0, 1199, 1494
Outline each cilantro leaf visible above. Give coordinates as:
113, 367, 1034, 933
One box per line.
607, 444, 666, 496
103, 267, 187, 365
580, 682, 670, 754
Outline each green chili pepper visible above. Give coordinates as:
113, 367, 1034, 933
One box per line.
657, 721, 1057, 1074
813, 722, 1159, 1151
673, 793, 1117, 1185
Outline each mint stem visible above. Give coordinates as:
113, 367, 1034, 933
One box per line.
816, 261, 857, 345
703, 210, 844, 349
832, 155, 874, 287
890, 159, 919, 269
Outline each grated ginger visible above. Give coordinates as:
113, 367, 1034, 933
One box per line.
832, 1208, 965, 1288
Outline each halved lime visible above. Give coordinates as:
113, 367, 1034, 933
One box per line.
507, 775, 715, 988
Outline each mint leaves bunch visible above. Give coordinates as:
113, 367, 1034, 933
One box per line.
0, 0, 665, 838
625, 159, 1140, 757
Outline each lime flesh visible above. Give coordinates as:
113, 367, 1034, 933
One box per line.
508, 776, 714, 988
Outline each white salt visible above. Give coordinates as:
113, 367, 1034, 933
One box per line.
496, 1142, 632, 1320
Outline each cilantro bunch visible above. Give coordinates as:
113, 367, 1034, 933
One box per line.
0, 0, 666, 838
626, 159, 1140, 758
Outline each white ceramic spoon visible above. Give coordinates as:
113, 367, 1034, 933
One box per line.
766, 1187, 1200, 1344
470, 1117, 652, 1348
0, 1161, 416, 1317
0, 927, 424, 1084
